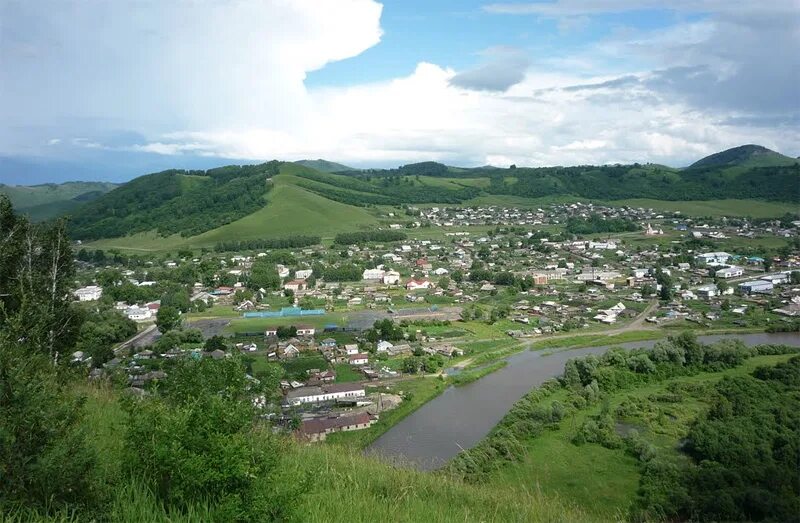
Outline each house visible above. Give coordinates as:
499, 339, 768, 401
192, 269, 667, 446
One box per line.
284, 383, 366, 406
738, 280, 774, 295
320, 338, 337, 349
696, 252, 732, 265
433, 267, 449, 276
695, 284, 719, 299
715, 266, 743, 279
297, 413, 375, 442
349, 353, 369, 365
383, 270, 401, 285
125, 306, 152, 321
284, 280, 307, 292
295, 269, 313, 280
74, 285, 103, 302
281, 344, 300, 358
276, 265, 291, 278
376, 340, 394, 352
264, 327, 278, 337
344, 344, 360, 355
406, 279, 432, 291
362, 268, 386, 281
296, 325, 315, 336
387, 344, 412, 357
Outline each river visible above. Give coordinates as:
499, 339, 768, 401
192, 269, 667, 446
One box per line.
366, 332, 800, 470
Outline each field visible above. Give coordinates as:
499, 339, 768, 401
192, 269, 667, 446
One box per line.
608, 198, 797, 218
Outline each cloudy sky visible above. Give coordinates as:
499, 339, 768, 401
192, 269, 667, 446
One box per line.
1, 0, 798, 183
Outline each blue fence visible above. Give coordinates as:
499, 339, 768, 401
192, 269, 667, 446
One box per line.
242, 307, 325, 319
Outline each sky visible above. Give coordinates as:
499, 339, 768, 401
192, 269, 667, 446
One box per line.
1, 0, 798, 184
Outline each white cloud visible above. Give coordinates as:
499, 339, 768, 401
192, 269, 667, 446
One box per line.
1, 0, 798, 171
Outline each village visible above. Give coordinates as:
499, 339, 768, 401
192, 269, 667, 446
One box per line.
70, 202, 800, 442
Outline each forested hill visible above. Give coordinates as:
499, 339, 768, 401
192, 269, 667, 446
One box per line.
0, 181, 118, 221
59, 144, 799, 242
688, 144, 796, 169
67, 162, 280, 240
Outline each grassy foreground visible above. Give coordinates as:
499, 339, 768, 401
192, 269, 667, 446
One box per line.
3, 383, 592, 523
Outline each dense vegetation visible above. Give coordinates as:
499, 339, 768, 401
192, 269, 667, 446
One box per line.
67, 162, 280, 239
333, 230, 407, 244
213, 235, 320, 252
447, 332, 800, 521
565, 214, 639, 234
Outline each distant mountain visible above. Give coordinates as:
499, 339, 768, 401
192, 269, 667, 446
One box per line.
293, 159, 354, 173
689, 144, 796, 169
0, 181, 119, 221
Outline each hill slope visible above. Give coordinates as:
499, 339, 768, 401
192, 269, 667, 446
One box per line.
0, 181, 118, 221
294, 159, 354, 173
689, 144, 796, 169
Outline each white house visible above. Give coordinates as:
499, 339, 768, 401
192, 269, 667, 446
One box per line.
406, 279, 432, 291
344, 344, 360, 355
383, 270, 401, 285
376, 340, 394, 352
715, 266, 743, 279
433, 267, 449, 276
696, 284, 719, 299
348, 353, 369, 365
295, 269, 313, 280
362, 268, 386, 281
284, 280, 307, 291
285, 383, 366, 406
125, 306, 152, 321
696, 252, 732, 265
296, 325, 316, 336
74, 285, 103, 302
276, 265, 291, 278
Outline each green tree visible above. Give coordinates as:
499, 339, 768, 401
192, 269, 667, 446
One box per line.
123, 355, 302, 519
156, 305, 181, 333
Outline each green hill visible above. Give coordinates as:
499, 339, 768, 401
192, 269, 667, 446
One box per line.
688, 144, 796, 169
294, 159, 354, 173
64, 144, 800, 250
0, 181, 118, 221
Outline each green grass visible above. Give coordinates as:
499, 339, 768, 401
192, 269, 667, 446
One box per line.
333, 363, 363, 383
450, 361, 508, 386
529, 330, 664, 352
608, 198, 798, 218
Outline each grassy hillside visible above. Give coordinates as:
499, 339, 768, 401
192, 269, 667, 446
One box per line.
0, 181, 118, 221
5, 384, 594, 523
87, 169, 380, 251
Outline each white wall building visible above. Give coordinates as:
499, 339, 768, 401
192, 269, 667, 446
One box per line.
74, 285, 103, 302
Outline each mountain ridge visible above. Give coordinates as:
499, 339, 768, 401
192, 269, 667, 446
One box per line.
20, 144, 798, 247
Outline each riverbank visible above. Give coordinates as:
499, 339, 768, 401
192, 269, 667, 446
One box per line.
366, 331, 800, 469
445, 344, 800, 521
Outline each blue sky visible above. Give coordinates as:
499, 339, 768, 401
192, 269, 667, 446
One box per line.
0, 0, 797, 184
